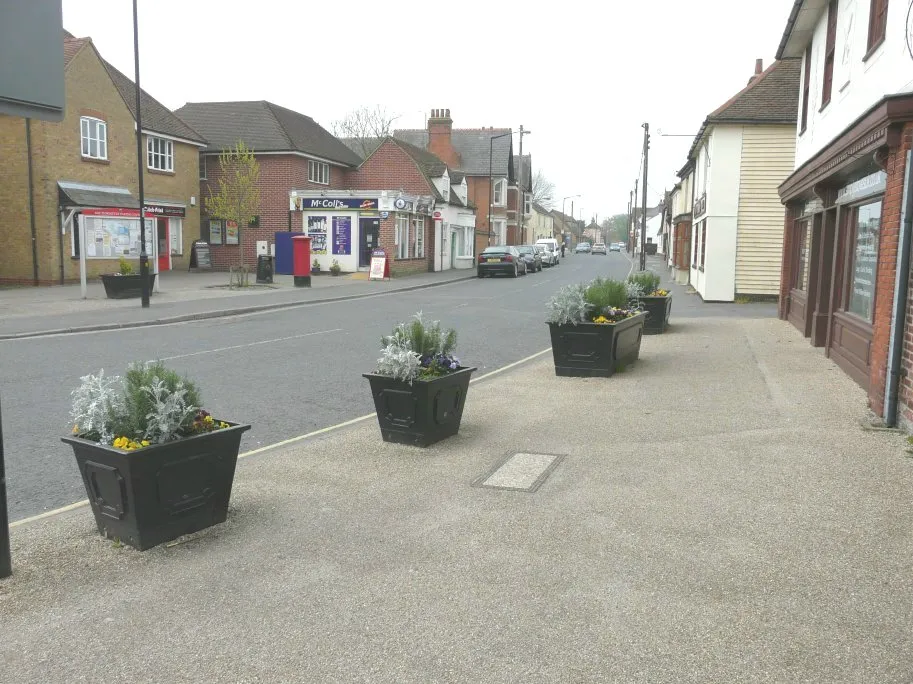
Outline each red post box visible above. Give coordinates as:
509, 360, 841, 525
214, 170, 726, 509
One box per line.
292, 235, 311, 287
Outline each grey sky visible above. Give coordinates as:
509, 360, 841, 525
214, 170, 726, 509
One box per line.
62, 0, 797, 222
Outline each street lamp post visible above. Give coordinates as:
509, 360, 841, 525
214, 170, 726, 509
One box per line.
488, 130, 513, 246
562, 194, 580, 248
133, 0, 150, 308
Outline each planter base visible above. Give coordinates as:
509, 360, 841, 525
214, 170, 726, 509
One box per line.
100, 273, 157, 299
363, 367, 476, 447
639, 295, 672, 334
62, 423, 250, 550
548, 313, 645, 377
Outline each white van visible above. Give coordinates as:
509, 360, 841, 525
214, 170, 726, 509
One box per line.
535, 238, 561, 266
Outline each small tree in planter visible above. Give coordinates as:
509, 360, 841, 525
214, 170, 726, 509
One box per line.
545, 277, 646, 377
363, 312, 476, 447
62, 361, 250, 550
330, 259, 342, 276
312, 258, 321, 274
628, 270, 671, 334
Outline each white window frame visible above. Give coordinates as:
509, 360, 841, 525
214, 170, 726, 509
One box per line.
493, 178, 506, 206
491, 219, 507, 245
308, 160, 330, 185
147, 135, 174, 172
524, 192, 532, 216
443, 184, 450, 201
413, 217, 425, 258
80, 116, 107, 160
461, 226, 474, 257
395, 214, 410, 259
199, 155, 207, 180
169, 217, 183, 255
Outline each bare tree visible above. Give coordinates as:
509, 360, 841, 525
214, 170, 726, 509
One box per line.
330, 105, 400, 158
532, 170, 555, 209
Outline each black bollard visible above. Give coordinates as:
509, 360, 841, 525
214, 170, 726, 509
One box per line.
0, 394, 10, 578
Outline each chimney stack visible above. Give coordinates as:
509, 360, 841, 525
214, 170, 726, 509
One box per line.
427, 107, 460, 168
755, 58, 763, 75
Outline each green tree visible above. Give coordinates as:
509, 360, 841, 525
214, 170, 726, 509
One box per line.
205, 140, 261, 287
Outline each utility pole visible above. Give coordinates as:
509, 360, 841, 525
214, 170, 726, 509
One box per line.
640, 122, 650, 272
627, 191, 633, 248
517, 125, 531, 244
133, 0, 150, 308
631, 178, 638, 254
0, 394, 10, 579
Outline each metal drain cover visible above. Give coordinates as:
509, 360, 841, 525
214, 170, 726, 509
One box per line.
473, 452, 565, 492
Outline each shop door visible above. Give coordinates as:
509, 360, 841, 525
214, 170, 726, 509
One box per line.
359, 217, 379, 267
450, 231, 457, 269
157, 218, 170, 271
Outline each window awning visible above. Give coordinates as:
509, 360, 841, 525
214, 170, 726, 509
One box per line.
58, 180, 137, 209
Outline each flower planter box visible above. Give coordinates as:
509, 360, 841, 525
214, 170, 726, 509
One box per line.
363, 367, 476, 447
639, 295, 672, 334
61, 422, 251, 550
100, 273, 157, 299
547, 312, 646, 377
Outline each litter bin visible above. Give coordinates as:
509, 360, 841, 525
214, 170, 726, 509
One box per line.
256, 254, 274, 284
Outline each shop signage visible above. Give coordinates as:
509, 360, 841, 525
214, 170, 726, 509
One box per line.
307, 216, 328, 254
370, 247, 390, 280
81, 205, 185, 218
433, 211, 442, 219
393, 198, 414, 212
189, 240, 212, 270
416, 202, 432, 215
332, 216, 351, 255
291, 197, 378, 210
837, 171, 887, 205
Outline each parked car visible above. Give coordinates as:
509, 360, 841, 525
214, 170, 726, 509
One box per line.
477, 245, 527, 277
610, 243, 621, 252
516, 245, 543, 272
535, 238, 561, 266
592, 242, 607, 255
575, 242, 592, 254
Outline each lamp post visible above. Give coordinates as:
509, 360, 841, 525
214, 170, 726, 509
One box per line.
0, 393, 10, 579
133, 0, 150, 308
488, 130, 513, 246
562, 194, 580, 248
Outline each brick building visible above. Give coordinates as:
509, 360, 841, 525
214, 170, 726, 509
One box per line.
395, 109, 516, 254
0, 31, 205, 285
174, 100, 362, 271
775, 0, 913, 427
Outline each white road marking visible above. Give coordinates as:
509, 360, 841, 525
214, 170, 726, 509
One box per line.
156, 328, 343, 361
11, 347, 554, 528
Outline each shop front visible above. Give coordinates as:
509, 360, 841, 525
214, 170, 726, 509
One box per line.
289, 193, 381, 272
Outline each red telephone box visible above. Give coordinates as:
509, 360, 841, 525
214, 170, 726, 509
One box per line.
292, 235, 311, 287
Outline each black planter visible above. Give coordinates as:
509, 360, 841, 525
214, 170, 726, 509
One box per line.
548, 313, 646, 377
61, 422, 251, 550
639, 295, 672, 334
363, 367, 476, 447
100, 273, 157, 299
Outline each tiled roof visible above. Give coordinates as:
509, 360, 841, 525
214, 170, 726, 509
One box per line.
449, 171, 465, 184
393, 138, 448, 179
340, 136, 383, 160
394, 128, 513, 176
688, 58, 800, 159
63, 36, 88, 66
174, 101, 362, 165
102, 59, 206, 144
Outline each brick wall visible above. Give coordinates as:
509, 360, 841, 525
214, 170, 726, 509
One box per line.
876, 122, 913, 421
347, 140, 431, 196
0, 116, 34, 284
201, 154, 349, 270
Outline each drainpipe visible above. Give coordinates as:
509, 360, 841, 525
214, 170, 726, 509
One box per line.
885, 150, 913, 427
26, 119, 39, 285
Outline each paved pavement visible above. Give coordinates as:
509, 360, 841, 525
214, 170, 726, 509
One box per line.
0, 267, 477, 338
3, 310, 911, 681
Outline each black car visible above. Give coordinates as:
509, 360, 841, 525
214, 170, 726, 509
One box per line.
477, 246, 527, 277
515, 245, 543, 273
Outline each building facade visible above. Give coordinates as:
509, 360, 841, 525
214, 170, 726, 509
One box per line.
0, 32, 205, 285
687, 59, 800, 301
775, 0, 913, 427
175, 100, 362, 271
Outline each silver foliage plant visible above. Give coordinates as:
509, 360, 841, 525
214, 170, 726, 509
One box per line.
546, 283, 591, 325
142, 377, 198, 444
375, 338, 422, 383
70, 369, 125, 445
625, 281, 646, 310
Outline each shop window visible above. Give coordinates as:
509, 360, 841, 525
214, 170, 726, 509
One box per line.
308, 160, 329, 185
867, 0, 888, 53
199, 155, 207, 180
413, 217, 425, 258
80, 116, 107, 160
846, 201, 881, 321
493, 179, 506, 206
794, 221, 810, 290
71, 215, 152, 257
461, 227, 474, 257
700, 221, 707, 269
800, 42, 812, 133
693, 223, 700, 267
147, 136, 174, 172
821, 0, 838, 107
208, 219, 223, 244
395, 214, 409, 259
170, 218, 183, 255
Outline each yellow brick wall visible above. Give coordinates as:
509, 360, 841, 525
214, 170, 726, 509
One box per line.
0, 41, 201, 285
